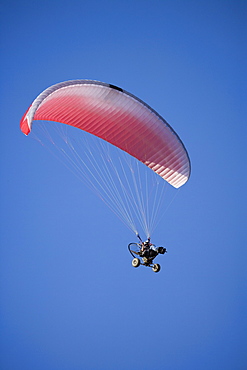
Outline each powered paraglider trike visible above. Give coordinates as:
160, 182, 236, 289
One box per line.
128, 236, 167, 273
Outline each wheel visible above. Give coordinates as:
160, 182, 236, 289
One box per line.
152, 263, 160, 273
132, 258, 141, 268
142, 257, 149, 264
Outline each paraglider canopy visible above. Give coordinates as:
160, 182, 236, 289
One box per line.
20, 80, 191, 188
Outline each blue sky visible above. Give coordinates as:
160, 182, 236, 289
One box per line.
1, 1, 246, 369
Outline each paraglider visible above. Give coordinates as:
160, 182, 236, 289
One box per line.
20, 79, 191, 272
